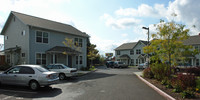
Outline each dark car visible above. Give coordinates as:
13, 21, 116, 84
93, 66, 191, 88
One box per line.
106, 61, 114, 68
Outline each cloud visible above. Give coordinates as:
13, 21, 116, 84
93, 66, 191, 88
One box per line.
115, 4, 167, 18
121, 33, 128, 37
101, 14, 141, 29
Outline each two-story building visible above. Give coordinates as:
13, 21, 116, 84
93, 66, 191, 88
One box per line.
0, 11, 89, 69
115, 35, 200, 66
115, 40, 148, 66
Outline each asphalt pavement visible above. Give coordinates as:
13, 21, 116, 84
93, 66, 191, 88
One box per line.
0, 66, 165, 100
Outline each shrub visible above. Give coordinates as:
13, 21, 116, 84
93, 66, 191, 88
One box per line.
171, 77, 183, 93
185, 67, 200, 76
143, 67, 154, 79
177, 74, 196, 90
181, 89, 195, 99
89, 66, 96, 71
0, 63, 11, 71
196, 78, 200, 93
151, 63, 171, 81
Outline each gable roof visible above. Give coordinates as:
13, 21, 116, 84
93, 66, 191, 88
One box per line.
1, 11, 89, 37
183, 35, 200, 45
115, 40, 148, 51
115, 42, 137, 50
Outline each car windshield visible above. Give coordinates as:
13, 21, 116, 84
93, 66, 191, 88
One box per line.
61, 64, 70, 69
36, 66, 49, 72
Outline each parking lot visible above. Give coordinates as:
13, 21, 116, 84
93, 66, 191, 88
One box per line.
0, 66, 165, 100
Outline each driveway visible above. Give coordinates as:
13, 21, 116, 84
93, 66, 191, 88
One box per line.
0, 66, 165, 100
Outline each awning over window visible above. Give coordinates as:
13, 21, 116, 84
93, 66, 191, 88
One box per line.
46, 46, 81, 55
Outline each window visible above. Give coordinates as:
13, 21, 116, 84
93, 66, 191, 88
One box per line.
21, 53, 25, 58
80, 56, 83, 64
76, 56, 78, 64
136, 59, 138, 64
36, 31, 48, 43
6, 54, 10, 64
117, 51, 120, 55
7, 67, 20, 74
36, 53, 46, 65
19, 67, 35, 74
13, 17, 15, 22
131, 59, 134, 65
74, 38, 83, 47
130, 50, 134, 55
53, 65, 63, 69
21, 30, 25, 36
196, 59, 199, 66
194, 46, 198, 50
136, 49, 141, 54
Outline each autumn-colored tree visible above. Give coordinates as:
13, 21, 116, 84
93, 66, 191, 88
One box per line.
87, 38, 99, 67
143, 20, 197, 69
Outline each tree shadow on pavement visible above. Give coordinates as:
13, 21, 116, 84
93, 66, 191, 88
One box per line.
59, 72, 116, 83
0, 84, 62, 99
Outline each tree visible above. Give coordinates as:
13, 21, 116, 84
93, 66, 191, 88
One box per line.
87, 38, 99, 67
143, 20, 196, 70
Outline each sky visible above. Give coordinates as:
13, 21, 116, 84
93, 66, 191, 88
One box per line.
0, 0, 200, 55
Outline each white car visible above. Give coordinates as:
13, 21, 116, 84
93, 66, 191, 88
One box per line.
46, 64, 77, 80
0, 65, 59, 90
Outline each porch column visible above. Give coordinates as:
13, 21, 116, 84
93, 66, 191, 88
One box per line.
77, 55, 79, 69
66, 55, 68, 66
53, 53, 55, 64
192, 58, 194, 66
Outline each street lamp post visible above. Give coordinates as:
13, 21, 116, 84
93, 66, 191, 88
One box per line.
142, 27, 150, 67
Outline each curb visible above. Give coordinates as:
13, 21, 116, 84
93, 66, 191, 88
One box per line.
135, 74, 176, 100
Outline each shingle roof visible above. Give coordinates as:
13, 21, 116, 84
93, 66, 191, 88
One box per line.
46, 46, 81, 54
115, 42, 137, 50
9, 11, 89, 37
183, 35, 200, 45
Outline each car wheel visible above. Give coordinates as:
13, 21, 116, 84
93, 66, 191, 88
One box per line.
29, 81, 39, 90
59, 73, 66, 80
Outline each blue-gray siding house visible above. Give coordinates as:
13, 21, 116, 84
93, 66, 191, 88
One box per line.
1, 11, 89, 69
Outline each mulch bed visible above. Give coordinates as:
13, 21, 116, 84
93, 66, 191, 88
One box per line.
144, 77, 200, 100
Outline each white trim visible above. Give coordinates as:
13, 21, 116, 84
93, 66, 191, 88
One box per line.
35, 30, 50, 45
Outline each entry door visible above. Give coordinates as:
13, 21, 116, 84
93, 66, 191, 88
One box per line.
68, 55, 72, 68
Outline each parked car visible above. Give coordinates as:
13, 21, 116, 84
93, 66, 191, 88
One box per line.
113, 61, 128, 68
46, 64, 77, 80
175, 63, 193, 72
106, 61, 114, 68
138, 62, 148, 70
0, 65, 59, 90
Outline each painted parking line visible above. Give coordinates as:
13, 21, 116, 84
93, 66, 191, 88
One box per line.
1, 94, 17, 100
0, 89, 37, 94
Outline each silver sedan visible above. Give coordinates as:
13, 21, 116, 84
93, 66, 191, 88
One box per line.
0, 65, 59, 90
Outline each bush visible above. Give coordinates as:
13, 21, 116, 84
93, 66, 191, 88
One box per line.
143, 67, 154, 79
185, 67, 200, 76
151, 63, 171, 81
89, 66, 96, 71
181, 89, 195, 99
0, 63, 11, 71
177, 74, 196, 90
196, 78, 200, 93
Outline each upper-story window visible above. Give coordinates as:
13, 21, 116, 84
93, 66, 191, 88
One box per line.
5, 36, 8, 40
74, 38, 83, 47
21, 30, 25, 36
130, 50, 134, 55
117, 51, 120, 55
136, 49, 141, 54
36, 31, 49, 44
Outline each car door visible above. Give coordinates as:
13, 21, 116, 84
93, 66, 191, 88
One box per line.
1, 66, 21, 85
17, 66, 35, 85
